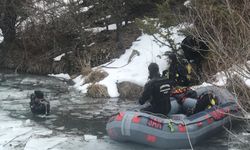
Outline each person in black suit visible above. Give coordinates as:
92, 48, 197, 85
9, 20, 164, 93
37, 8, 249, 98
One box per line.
139, 63, 173, 115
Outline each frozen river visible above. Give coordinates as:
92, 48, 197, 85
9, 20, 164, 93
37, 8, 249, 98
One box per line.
0, 71, 249, 150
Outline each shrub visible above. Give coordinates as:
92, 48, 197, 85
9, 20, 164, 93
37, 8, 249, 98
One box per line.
81, 65, 92, 76
85, 69, 108, 83
226, 75, 250, 112
87, 83, 109, 98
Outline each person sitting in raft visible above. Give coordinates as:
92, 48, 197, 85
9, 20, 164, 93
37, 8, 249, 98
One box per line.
30, 90, 50, 115
138, 63, 174, 116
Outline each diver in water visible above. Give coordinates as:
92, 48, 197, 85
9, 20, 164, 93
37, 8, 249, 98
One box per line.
30, 90, 50, 115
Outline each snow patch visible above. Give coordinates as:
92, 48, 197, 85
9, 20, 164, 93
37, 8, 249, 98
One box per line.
213, 72, 228, 86
48, 73, 71, 80
0, 29, 3, 44
84, 134, 97, 141
80, 5, 94, 12
184, 0, 191, 8
85, 21, 131, 33
54, 53, 65, 61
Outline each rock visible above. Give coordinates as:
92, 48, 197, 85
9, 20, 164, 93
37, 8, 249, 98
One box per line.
87, 83, 109, 98
117, 81, 143, 100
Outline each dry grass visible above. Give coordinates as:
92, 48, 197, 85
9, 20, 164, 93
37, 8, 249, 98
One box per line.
85, 69, 108, 83
182, 0, 250, 114
87, 83, 110, 98
226, 75, 250, 111
81, 65, 92, 76
117, 81, 143, 100
52, 61, 66, 74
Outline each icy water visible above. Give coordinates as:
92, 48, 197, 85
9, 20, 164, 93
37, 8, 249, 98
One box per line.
0, 71, 250, 150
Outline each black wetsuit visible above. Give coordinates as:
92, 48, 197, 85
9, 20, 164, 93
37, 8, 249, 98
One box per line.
30, 93, 50, 115
139, 77, 173, 115
168, 61, 191, 87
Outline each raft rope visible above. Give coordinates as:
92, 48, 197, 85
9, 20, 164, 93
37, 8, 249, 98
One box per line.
168, 119, 174, 132
140, 111, 194, 149
181, 119, 194, 150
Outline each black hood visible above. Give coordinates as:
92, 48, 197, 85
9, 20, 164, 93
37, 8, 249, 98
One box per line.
34, 90, 44, 99
148, 63, 160, 79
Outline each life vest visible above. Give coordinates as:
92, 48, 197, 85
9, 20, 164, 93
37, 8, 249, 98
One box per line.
186, 63, 192, 81
175, 63, 192, 82
192, 91, 219, 114
171, 87, 189, 95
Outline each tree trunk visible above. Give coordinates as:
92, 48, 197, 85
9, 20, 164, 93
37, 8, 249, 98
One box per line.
1, 2, 17, 44
116, 21, 123, 50
0, 0, 18, 65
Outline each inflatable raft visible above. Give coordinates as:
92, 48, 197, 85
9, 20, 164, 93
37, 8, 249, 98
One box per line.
106, 86, 240, 149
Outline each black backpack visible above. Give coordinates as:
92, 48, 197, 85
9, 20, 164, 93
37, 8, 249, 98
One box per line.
194, 92, 218, 113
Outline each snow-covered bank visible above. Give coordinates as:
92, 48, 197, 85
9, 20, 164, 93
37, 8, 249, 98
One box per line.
48, 24, 250, 98
71, 26, 185, 97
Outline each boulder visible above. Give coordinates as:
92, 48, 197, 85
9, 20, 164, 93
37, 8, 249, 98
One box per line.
117, 81, 143, 100
87, 83, 109, 98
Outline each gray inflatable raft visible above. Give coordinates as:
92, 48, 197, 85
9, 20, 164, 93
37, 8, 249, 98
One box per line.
106, 86, 240, 149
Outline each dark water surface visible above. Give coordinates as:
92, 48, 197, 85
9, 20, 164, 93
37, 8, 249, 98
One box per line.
0, 71, 249, 150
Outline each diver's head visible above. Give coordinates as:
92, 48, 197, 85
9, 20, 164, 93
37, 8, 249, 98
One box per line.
148, 63, 160, 79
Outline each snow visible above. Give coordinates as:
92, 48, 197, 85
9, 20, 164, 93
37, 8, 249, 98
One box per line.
85, 21, 131, 33
245, 79, 250, 88
54, 53, 65, 61
213, 64, 250, 87
24, 137, 67, 150
72, 26, 184, 97
213, 72, 228, 86
48, 73, 71, 80
80, 5, 94, 13
0, 29, 3, 44
184, 0, 191, 7
84, 135, 97, 141
83, 42, 95, 47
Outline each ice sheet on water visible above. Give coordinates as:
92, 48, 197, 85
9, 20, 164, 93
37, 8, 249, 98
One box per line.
2, 104, 26, 111
50, 100, 61, 108
0, 89, 28, 100
0, 110, 59, 150
20, 78, 40, 85
84, 134, 97, 141
56, 126, 65, 130
24, 136, 67, 150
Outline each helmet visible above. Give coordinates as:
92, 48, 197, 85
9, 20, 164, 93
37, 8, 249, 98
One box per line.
148, 63, 159, 79
148, 63, 159, 73
34, 90, 44, 99
168, 53, 177, 60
